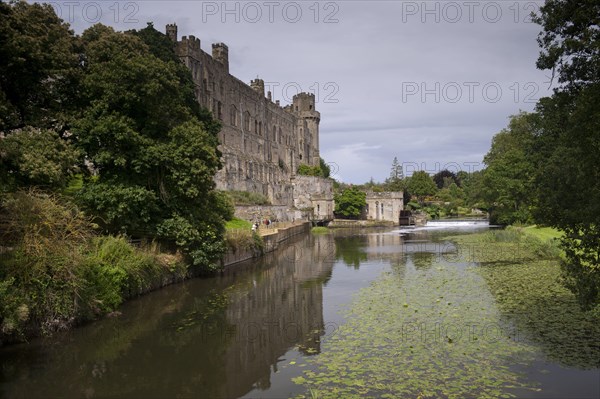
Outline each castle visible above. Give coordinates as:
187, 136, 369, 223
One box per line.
166, 24, 332, 220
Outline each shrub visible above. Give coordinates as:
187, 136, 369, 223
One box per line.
0, 190, 187, 343
0, 190, 95, 338
225, 190, 270, 205
225, 228, 264, 254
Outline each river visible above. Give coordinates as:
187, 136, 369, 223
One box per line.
0, 221, 598, 398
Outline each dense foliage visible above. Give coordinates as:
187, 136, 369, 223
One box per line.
0, 190, 186, 343
297, 157, 331, 178
476, 0, 600, 309
0, 2, 232, 341
532, 0, 600, 309
480, 112, 537, 225
407, 171, 437, 205
334, 187, 366, 218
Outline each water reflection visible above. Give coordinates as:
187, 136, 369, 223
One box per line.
2, 223, 596, 398
0, 233, 336, 399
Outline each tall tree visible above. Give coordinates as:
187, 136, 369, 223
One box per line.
334, 187, 366, 218
0, 0, 80, 132
385, 157, 405, 191
389, 157, 403, 180
432, 169, 459, 189
407, 171, 437, 205
481, 112, 537, 225
531, 0, 600, 309
74, 24, 229, 270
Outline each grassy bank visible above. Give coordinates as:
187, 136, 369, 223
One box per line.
224, 218, 264, 254
0, 191, 189, 345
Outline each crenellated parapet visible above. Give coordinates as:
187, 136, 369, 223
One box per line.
212, 42, 229, 72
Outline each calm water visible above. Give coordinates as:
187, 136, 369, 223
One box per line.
0, 222, 598, 398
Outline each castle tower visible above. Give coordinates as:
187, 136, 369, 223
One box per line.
212, 43, 229, 73
293, 93, 321, 166
250, 78, 265, 97
166, 23, 178, 42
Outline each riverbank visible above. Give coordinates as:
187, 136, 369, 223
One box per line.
222, 221, 310, 266
0, 198, 310, 347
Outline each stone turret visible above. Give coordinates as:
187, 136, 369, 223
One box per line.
250, 78, 265, 97
212, 43, 229, 73
166, 23, 178, 42
293, 93, 321, 165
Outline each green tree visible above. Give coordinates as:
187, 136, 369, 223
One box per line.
385, 157, 405, 191
481, 112, 537, 225
0, 1, 80, 132
319, 157, 331, 178
407, 171, 437, 205
74, 24, 228, 270
0, 127, 80, 192
433, 169, 459, 189
334, 187, 366, 218
461, 171, 485, 209
531, 0, 600, 309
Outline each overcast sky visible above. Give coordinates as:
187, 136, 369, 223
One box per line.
46, 0, 554, 183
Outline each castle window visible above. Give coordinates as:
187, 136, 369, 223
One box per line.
309, 104, 313, 110
258, 122, 262, 135
254, 120, 258, 133
230, 105, 237, 126
217, 101, 222, 120
244, 111, 250, 131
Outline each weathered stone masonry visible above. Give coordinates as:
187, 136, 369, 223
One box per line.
167, 24, 327, 212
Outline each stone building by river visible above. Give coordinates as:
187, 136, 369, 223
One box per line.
166, 24, 333, 220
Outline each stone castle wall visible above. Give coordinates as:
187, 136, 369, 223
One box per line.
167, 24, 323, 207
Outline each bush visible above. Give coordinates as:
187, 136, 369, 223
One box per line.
81, 236, 164, 314
0, 190, 95, 338
225, 229, 264, 254
225, 190, 270, 205
0, 190, 186, 343
297, 163, 328, 178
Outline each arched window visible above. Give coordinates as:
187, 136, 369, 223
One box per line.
244, 111, 250, 131
230, 105, 237, 126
